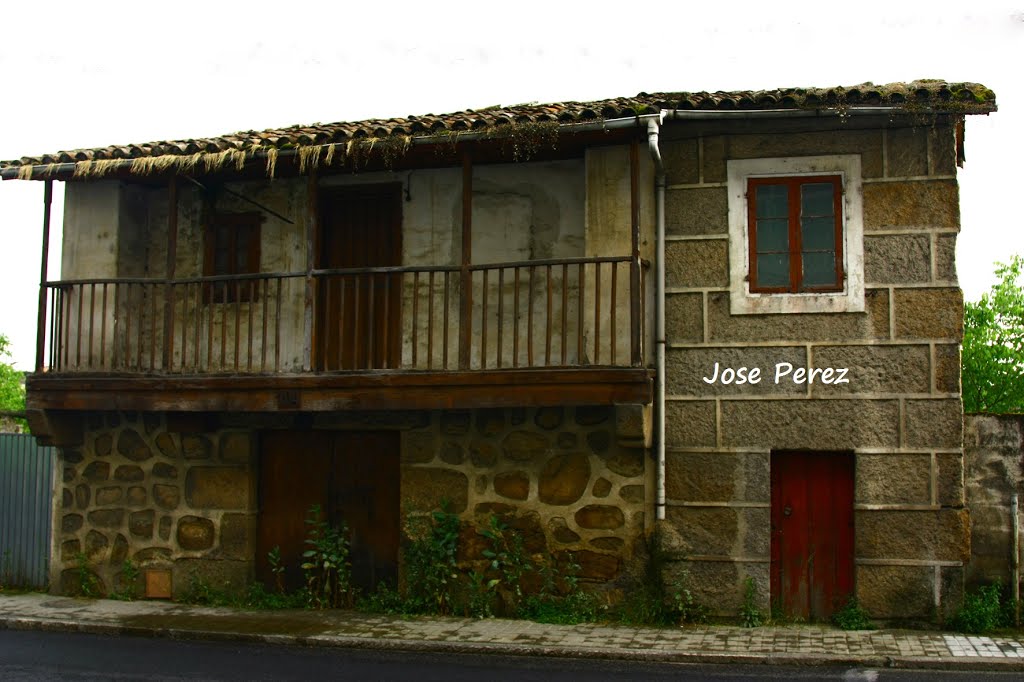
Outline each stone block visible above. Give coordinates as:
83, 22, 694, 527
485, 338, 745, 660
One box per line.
666, 451, 736, 502
177, 516, 215, 551
87, 509, 124, 529
664, 400, 716, 448
181, 434, 212, 460
591, 537, 624, 551
664, 560, 739, 615
939, 565, 965, 621
810, 344, 930, 396
155, 433, 177, 458
469, 440, 498, 467
84, 530, 108, 558
134, 547, 172, 564
665, 293, 703, 343
153, 484, 180, 510
586, 430, 610, 454
575, 505, 625, 530
401, 430, 436, 464
502, 431, 550, 463
152, 462, 178, 479
664, 506, 768, 557
886, 125, 929, 177
894, 288, 962, 340
660, 138, 699, 185
857, 564, 933, 619
727, 128, 883, 178
534, 407, 563, 430
95, 486, 122, 506
935, 234, 957, 282
549, 517, 580, 544
118, 429, 153, 461
83, 461, 110, 482
599, 446, 645, 478
114, 465, 144, 482
61, 539, 80, 561
313, 410, 431, 430
219, 432, 252, 464
721, 399, 899, 449
94, 433, 112, 456
864, 234, 931, 285
401, 467, 469, 513
129, 510, 154, 539
75, 484, 90, 509
665, 187, 728, 235
665, 239, 729, 289
171, 558, 250, 598
937, 452, 965, 507
439, 442, 463, 465
863, 180, 959, 229
126, 486, 147, 506
538, 453, 590, 504
592, 478, 612, 497
570, 550, 621, 581
62, 488, 73, 508
905, 399, 963, 448
856, 453, 931, 505
476, 409, 506, 436
494, 471, 530, 501
707, 290, 890, 343
440, 411, 471, 435
110, 534, 129, 566
219, 513, 254, 561
185, 467, 250, 509
62, 513, 83, 533
615, 404, 650, 447
667, 346, 807, 397
856, 509, 969, 561
935, 344, 961, 394
929, 121, 958, 176
575, 406, 611, 426
620, 485, 644, 504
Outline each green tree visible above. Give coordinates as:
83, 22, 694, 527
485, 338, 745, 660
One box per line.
962, 256, 1024, 413
0, 334, 26, 415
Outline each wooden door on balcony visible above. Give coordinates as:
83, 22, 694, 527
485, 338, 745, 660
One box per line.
316, 184, 403, 371
256, 430, 400, 593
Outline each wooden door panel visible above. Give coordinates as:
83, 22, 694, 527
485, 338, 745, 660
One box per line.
771, 451, 854, 621
316, 185, 402, 371
256, 431, 331, 592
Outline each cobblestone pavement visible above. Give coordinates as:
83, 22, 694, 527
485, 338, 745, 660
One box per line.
2, 592, 1023, 670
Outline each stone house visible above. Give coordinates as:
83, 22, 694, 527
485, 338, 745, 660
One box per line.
0, 80, 995, 620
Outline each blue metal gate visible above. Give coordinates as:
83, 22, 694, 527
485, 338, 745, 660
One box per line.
0, 433, 55, 588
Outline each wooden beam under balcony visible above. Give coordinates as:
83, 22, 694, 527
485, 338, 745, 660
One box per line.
26, 368, 654, 414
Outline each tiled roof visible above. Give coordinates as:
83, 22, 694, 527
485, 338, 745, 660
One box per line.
0, 80, 995, 179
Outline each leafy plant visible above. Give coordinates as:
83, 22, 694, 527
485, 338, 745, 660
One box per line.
963, 255, 1024, 413
832, 597, 874, 630
739, 576, 764, 628
403, 501, 461, 614
268, 545, 286, 595
109, 559, 141, 601
301, 504, 353, 609
73, 552, 100, 598
0, 334, 27, 432
518, 553, 603, 625
481, 514, 532, 616
465, 570, 498, 619
949, 582, 1007, 634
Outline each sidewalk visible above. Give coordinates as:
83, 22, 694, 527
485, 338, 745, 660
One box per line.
2, 592, 1024, 671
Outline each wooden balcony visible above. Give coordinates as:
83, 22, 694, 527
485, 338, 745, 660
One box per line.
28, 256, 653, 416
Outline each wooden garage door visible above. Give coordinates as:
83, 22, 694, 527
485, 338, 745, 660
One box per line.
256, 431, 400, 593
770, 451, 854, 621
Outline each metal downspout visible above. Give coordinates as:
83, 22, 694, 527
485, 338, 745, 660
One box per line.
647, 117, 666, 521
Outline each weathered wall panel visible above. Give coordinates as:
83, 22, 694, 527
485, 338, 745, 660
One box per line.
0, 433, 56, 588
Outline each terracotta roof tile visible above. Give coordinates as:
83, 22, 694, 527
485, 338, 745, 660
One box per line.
0, 80, 995, 178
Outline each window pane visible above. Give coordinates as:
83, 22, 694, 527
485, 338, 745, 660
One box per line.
802, 251, 838, 287
756, 218, 789, 252
756, 253, 790, 288
801, 182, 835, 217
801, 216, 836, 251
755, 184, 788, 219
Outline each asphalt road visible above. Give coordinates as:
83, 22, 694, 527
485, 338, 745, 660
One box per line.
1, 630, 1022, 681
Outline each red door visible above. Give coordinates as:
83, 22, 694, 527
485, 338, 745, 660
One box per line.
770, 451, 854, 621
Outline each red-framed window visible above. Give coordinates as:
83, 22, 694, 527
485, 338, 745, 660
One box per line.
203, 212, 262, 303
747, 175, 843, 293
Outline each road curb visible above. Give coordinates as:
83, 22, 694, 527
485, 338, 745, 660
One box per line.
4, 614, 1024, 672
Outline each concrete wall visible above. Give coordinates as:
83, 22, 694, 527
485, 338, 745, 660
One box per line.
964, 414, 1024, 592
659, 116, 966, 620
53, 406, 650, 597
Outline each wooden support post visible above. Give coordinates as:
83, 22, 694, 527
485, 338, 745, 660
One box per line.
629, 139, 642, 366
163, 176, 178, 371
34, 180, 53, 371
459, 147, 473, 370
303, 171, 318, 371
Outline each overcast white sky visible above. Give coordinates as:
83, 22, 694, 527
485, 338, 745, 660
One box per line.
0, 1, 1021, 370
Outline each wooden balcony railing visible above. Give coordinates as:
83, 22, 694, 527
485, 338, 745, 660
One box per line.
37, 256, 645, 376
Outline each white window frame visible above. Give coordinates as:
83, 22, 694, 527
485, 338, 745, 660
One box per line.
727, 155, 864, 315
